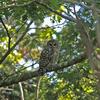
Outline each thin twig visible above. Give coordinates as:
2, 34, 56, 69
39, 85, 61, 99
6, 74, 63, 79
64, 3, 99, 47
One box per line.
0, 21, 33, 64
6, 62, 37, 79
16, 22, 26, 33
0, 17, 11, 50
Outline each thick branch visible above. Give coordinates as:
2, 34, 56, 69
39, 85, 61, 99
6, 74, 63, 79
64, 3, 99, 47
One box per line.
0, 53, 86, 87
0, 21, 33, 64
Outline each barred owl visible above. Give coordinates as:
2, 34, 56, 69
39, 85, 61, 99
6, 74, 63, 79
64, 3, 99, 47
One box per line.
39, 39, 60, 71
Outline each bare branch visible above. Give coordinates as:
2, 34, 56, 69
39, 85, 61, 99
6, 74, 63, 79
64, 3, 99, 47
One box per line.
0, 21, 33, 64
0, 17, 11, 50
19, 82, 25, 100
36, 77, 41, 100
0, 53, 86, 87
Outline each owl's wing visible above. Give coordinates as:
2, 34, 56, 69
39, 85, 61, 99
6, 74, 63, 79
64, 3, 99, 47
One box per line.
39, 47, 50, 68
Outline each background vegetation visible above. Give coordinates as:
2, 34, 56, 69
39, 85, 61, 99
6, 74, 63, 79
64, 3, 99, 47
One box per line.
0, 0, 100, 100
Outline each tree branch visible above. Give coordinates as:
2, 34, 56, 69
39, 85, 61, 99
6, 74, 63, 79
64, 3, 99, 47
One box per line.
0, 1, 34, 10
34, 1, 76, 22
0, 17, 11, 50
19, 82, 25, 100
0, 0, 76, 22
73, 5, 94, 70
0, 53, 87, 87
0, 21, 33, 64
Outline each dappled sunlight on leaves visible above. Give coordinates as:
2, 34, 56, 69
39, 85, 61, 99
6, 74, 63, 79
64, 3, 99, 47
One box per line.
0, 0, 100, 99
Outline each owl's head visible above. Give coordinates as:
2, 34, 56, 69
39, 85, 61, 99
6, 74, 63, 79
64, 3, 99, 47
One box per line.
47, 39, 59, 50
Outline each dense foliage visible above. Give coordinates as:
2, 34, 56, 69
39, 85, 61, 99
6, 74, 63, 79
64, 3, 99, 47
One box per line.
0, 0, 100, 100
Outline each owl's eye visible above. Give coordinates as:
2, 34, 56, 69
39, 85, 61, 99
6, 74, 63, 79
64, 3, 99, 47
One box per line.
49, 43, 52, 46
53, 43, 56, 46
